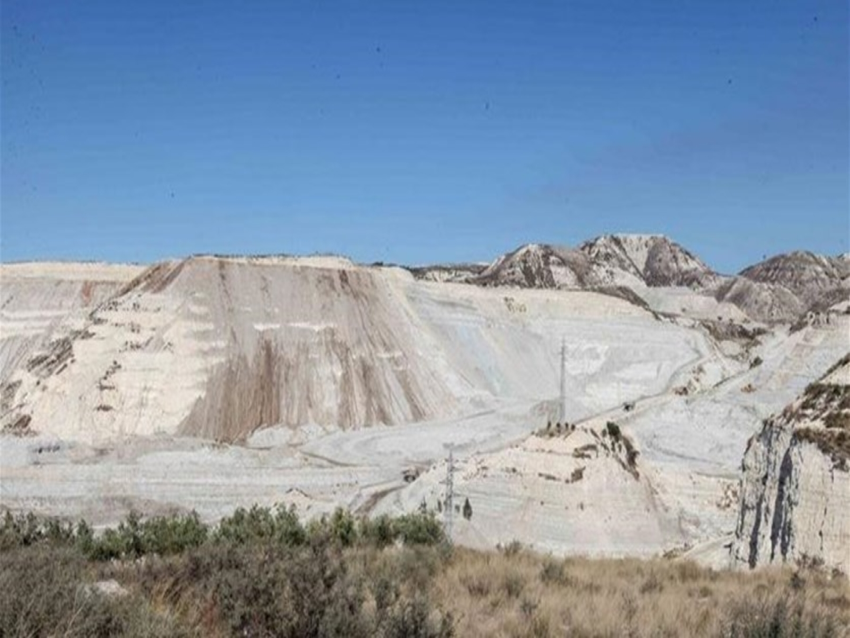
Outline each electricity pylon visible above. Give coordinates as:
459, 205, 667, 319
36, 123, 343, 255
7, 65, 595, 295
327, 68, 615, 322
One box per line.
444, 447, 455, 542
559, 337, 568, 424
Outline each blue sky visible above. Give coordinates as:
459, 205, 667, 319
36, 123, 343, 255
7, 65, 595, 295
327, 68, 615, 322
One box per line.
1, 1, 847, 273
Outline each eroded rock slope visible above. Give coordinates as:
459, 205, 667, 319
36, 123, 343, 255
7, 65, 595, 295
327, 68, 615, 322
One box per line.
0, 262, 143, 383
2, 255, 695, 444
733, 353, 850, 573
1, 257, 459, 441
717, 252, 849, 324
467, 234, 721, 291
409, 236, 849, 326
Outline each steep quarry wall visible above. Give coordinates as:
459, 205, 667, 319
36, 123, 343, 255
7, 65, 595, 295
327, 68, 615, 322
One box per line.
0, 263, 143, 382
733, 355, 850, 573
0, 256, 702, 444
376, 423, 675, 557
174, 258, 456, 439
0, 257, 458, 441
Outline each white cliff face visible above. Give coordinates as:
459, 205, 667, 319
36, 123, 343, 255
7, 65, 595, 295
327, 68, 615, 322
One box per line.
374, 424, 676, 558
779, 444, 850, 569
733, 355, 850, 573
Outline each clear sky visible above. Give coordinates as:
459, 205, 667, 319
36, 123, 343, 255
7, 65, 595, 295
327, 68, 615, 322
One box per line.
1, 1, 847, 273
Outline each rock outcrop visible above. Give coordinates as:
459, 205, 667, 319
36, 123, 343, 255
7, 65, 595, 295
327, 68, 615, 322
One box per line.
739, 251, 846, 303
577, 234, 722, 289
470, 235, 723, 291
473, 243, 595, 289
718, 252, 850, 324
408, 238, 849, 325
714, 278, 806, 324
405, 263, 486, 283
732, 353, 850, 573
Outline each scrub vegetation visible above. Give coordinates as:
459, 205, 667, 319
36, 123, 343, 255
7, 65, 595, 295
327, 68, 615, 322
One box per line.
1, 509, 848, 638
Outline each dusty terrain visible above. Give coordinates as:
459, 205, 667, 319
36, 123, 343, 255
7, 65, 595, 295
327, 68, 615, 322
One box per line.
1, 237, 848, 566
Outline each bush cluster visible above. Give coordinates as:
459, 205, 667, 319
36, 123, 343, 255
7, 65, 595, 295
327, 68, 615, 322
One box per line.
0, 507, 452, 637
162, 537, 454, 638
0, 506, 445, 561
3, 507, 848, 637
213, 506, 445, 550
0, 545, 189, 637
0, 510, 208, 560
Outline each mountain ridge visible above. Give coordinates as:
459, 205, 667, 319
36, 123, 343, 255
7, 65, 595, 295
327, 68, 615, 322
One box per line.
3, 234, 847, 325
409, 234, 848, 324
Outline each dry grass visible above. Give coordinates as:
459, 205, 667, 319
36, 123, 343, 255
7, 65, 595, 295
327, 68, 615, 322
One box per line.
431, 547, 850, 638
3, 510, 849, 637
129, 544, 848, 637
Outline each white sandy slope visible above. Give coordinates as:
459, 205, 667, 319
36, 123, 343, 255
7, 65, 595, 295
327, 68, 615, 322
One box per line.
2, 258, 697, 523
0, 262, 144, 382
1, 257, 700, 443
2, 257, 846, 562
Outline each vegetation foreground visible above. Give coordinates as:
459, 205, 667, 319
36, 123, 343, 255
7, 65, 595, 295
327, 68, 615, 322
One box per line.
1, 508, 848, 638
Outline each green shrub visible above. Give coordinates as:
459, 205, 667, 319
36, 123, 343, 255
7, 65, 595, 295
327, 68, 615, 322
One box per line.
215, 504, 276, 544
392, 511, 445, 546
139, 511, 208, 556
207, 537, 371, 638
329, 508, 358, 547
75, 519, 95, 555
0, 511, 76, 551
87, 511, 144, 560
214, 503, 305, 547
360, 514, 396, 548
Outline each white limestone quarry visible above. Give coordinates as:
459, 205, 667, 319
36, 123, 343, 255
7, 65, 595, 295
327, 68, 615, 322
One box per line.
0, 262, 144, 383
634, 286, 749, 323
1, 253, 847, 564
732, 355, 850, 573
347, 313, 847, 560
373, 425, 676, 557
0, 261, 144, 281
1, 257, 700, 444
617, 317, 849, 558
